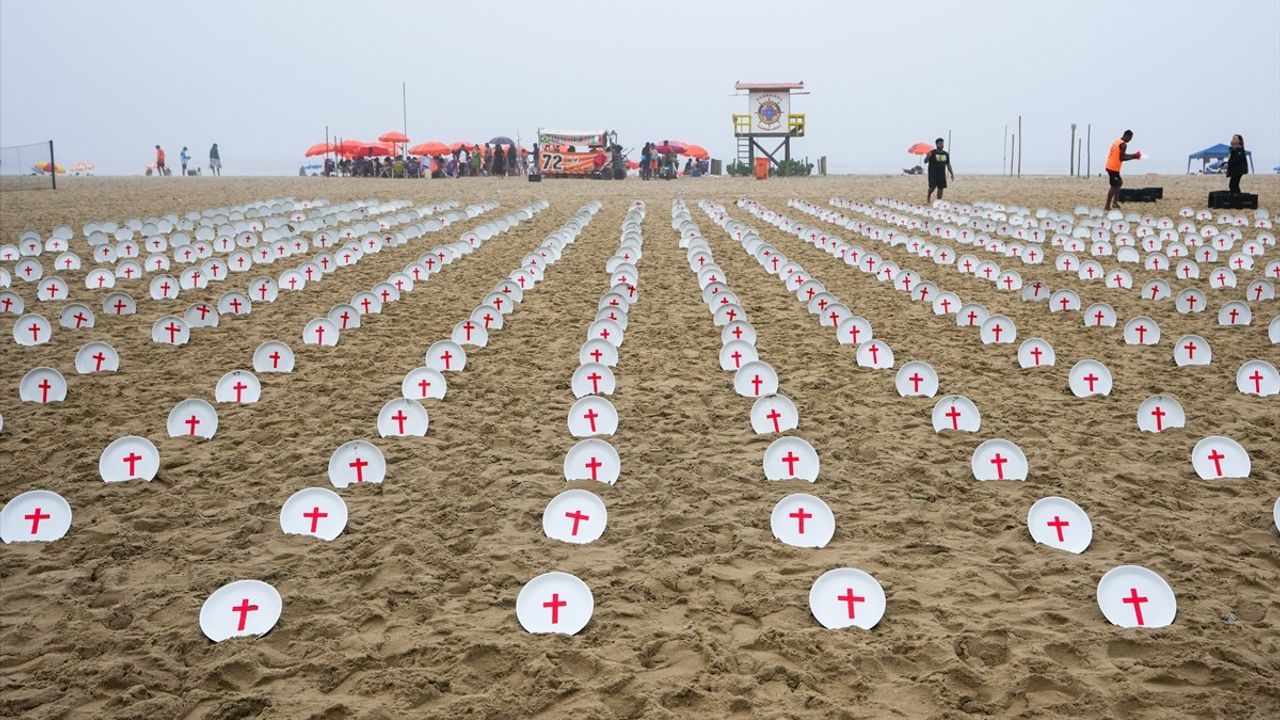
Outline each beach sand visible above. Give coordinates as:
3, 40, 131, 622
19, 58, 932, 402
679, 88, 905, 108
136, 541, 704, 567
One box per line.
2, 174, 1278, 719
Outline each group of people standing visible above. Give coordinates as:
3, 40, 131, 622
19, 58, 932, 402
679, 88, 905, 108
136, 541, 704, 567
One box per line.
151, 144, 220, 176
917, 131, 1252, 212
321, 143, 527, 179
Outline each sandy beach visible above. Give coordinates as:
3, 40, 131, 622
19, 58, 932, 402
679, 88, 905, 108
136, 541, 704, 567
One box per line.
1, 174, 1278, 720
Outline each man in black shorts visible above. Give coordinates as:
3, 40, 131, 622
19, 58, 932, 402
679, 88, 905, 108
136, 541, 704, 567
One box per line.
924, 137, 954, 203
1104, 129, 1140, 212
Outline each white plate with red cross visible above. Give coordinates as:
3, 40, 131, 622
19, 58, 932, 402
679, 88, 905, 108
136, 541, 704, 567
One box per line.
1096, 565, 1175, 629
75, 341, 119, 374
516, 571, 593, 635
572, 363, 615, 398
1191, 436, 1250, 480
280, 487, 348, 541
1069, 359, 1113, 398
1173, 334, 1212, 367
1, 490, 71, 543
1236, 360, 1278, 397
328, 440, 386, 488
99, 435, 160, 483
971, 439, 1027, 481
763, 436, 820, 482
1027, 496, 1091, 554
542, 489, 607, 544
563, 439, 620, 485
751, 394, 799, 435
14, 313, 52, 346
200, 579, 283, 642
167, 398, 218, 439
809, 568, 886, 630
1136, 394, 1185, 433
378, 398, 428, 437
425, 340, 466, 372
735, 361, 779, 397
932, 395, 981, 433
770, 493, 834, 548
895, 361, 939, 398
568, 396, 618, 437
253, 341, 296, 373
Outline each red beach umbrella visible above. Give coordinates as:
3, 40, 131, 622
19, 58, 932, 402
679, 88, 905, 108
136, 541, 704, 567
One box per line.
907, 142, 934, 155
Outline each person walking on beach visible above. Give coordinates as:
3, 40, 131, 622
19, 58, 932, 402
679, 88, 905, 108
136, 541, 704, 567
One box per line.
209, 143, 222, 176
179, 146, 190, 175
1103, 130, 1141, 212
1226, 134, 1248, 194
923, 137, 954, 203
154, 145, 167, 176
491, 144, 507, 177
506, 144, 517, 177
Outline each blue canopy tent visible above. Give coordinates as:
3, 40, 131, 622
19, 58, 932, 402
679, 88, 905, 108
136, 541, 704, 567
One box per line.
1187, 143, 1253, 174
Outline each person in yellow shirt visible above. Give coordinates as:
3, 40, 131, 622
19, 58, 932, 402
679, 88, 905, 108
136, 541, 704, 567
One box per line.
1104, 130, 1141, 212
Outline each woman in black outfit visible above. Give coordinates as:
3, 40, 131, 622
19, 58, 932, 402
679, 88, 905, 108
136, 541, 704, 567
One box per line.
1226, 134, 1247, 194
492, 144, 507, 178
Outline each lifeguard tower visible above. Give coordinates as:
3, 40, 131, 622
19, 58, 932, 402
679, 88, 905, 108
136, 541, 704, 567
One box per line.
733, 81, 807, 173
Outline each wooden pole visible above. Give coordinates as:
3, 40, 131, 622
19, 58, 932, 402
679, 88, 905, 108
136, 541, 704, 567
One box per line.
1086, 124, 1092, 177
1077, 138, 1083, 176
1070, 123, 1077, 176
1010, 134, 1016, 176
1016, 115, 1022, 178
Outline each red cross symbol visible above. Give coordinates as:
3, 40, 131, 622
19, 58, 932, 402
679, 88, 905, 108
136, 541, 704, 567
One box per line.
1216, 272, 1227, 286
1228, 308, 1239, 324
937, 297, 952, 314
342, 253, 352, 263
159, 281, 172, 297
989, 452, 1009, 479
1234, 257, 1245, 269
1082, 373, 1100, 393
982, 266, 994, 279
96, 274, 107, 287
781, 451, 800, 475
196, 305, 211, 320
0, 297, 11, 312
1028, 345, 1044, 366
89, 351, 107, 371
867, 343, 881, 364
866, 257, 877, 271
1003, 276, 1015, 290
22, 264, 34, 276
1093, 310, 1106, 326
1134, 325, 1147, 343
962, 259, 973, 273
232, 598, 259, 632
1085, 266, 1097, 279
965, 311, 978, 327
836, 588, 865, 619
306, 267, 316, 281
303, 506, 328, 533
729, 350, 743, 369
990, 323, 1004, 342
72, 312, 88, 328
901, 275, 913, 291
543, 593, 567, 624
164, 322, 181, 344
907, 372, 925, 393
24, 507, 51, 534
1182, 340, 1198, 359
1058, 296, 1071, 311
482, 313, 494, 329
918, 286, 930, 301
390, 410, 409, 435
584, 456, 603, 481
184, 415, 201, 436
750, 374, 764, 395
583, 408, 599, 433
229, 298, 243, 314
338, 311, 350, 328
1122, 587, 1149, 626
1148, 404, 1167, 431
28, 322, 43, 342
379, 289, 391, 303
266, 351, 282, 369
789, 507, 812, 534
1255, 285, 1266, 302
944, 405, 962, 429
313, 324, 326, 344
1112, 273, 1124, 287
258, 284, 270, 300
122, 451, 143, 476
1046, 515, 1069, 542
759, 406, 782, 433
1247, 370, 1265, 394
564, 510, 589, 536
589, 348, 604, 363
440, 350, 453, 369
349, 456, 369, 482
37, 378, 52, 402
1206, 449, 1226, 477
232, 381, 248, 403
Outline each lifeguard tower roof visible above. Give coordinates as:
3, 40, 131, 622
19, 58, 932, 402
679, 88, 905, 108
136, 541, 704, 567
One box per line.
734, 81, 804, 92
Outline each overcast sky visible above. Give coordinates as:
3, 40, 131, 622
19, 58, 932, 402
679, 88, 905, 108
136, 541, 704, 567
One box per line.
2, 0, 1277, 176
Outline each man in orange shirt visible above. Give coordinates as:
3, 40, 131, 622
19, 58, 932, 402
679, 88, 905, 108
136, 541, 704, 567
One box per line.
155, 145, 167, 176
1103, 130, 1141, 212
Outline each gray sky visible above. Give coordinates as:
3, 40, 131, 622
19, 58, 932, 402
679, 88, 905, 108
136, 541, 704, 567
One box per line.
2, 0, 1277, 176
